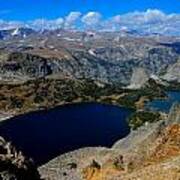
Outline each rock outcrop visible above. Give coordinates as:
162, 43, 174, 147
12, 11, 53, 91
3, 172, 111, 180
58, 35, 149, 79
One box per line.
0, 136, 41, 180
162, 60, 180, 83
168, 103, 180, 124
127, 67, 149, 89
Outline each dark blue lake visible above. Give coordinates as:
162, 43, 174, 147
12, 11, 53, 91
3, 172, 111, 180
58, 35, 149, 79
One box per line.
0, 103, 132, 165
145, 91, 180, 112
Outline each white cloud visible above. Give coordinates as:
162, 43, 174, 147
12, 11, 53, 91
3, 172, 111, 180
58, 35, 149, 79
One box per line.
29, 18, 64, 30
0, 9, 180, 35
144, 9, 167, 23
25, 11, 82, 30
81, 12, 102, 27
64, 11, 81, 28
102, 9, 180, 35
119, 9, 167, 25
0, 20, 24, 30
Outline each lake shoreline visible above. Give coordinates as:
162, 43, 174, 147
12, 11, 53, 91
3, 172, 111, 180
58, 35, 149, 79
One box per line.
0, 77, 167, 120
0, 103, 132, 166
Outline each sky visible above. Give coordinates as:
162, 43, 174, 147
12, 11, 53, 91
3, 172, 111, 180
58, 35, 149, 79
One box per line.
0, 0, 180, 21
0, 0, 180, 35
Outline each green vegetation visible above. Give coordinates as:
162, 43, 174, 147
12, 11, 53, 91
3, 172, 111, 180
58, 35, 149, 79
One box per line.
128, 111, 161, 130
164, 81, 180, 91
9, 96, 24, 109
117, 81, 166, 109
0, 77, 166, 115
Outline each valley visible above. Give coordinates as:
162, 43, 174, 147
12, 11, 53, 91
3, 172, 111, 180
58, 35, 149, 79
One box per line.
0, 29, 180, 180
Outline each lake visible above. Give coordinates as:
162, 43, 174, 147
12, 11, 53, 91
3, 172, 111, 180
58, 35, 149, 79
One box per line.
145, 91, 180, 112
0, 103, 132, 165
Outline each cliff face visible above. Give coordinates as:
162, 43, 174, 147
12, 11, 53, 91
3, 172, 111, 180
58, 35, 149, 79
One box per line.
168, 103, 180, 124
162, 60, 180, 83
39, 104, 180, 180
127, 67, 149, 89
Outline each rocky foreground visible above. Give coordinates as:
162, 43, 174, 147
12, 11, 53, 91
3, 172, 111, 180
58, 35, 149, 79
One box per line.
39, 104, 180, 180
0, 137, 41, 180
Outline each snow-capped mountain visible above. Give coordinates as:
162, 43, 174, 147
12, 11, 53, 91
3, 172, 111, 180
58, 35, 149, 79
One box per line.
0, 28, 36, 40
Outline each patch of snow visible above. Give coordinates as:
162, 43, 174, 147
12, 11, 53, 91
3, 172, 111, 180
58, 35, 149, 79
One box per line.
88, 49, 96, 56
11, 28, 19, 36
63, 37, 80, 41
151, 74, 168, 86
150, 74, 159, 80
23, 34, 27, 38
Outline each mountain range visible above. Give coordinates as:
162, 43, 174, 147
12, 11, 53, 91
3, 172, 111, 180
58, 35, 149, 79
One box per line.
0, 28, 179, 86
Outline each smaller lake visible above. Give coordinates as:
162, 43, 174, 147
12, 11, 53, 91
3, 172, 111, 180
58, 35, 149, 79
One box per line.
0, 103, 132, 166
146, 91, 180, 112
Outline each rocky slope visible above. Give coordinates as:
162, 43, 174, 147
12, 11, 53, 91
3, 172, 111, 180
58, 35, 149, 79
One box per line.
39, 103, 180, 180
162, 60, 180, 83
0, 28, 36, 40
0, 33, 179, 85
127, 67, 149, 89
0, 136, 41, 180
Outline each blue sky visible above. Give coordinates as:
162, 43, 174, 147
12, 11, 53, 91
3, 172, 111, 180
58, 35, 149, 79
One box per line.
0, 0, 180, 35
0, 0, 180, 21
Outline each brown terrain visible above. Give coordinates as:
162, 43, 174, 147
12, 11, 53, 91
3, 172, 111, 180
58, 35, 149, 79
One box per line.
82, 124, 180, 180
